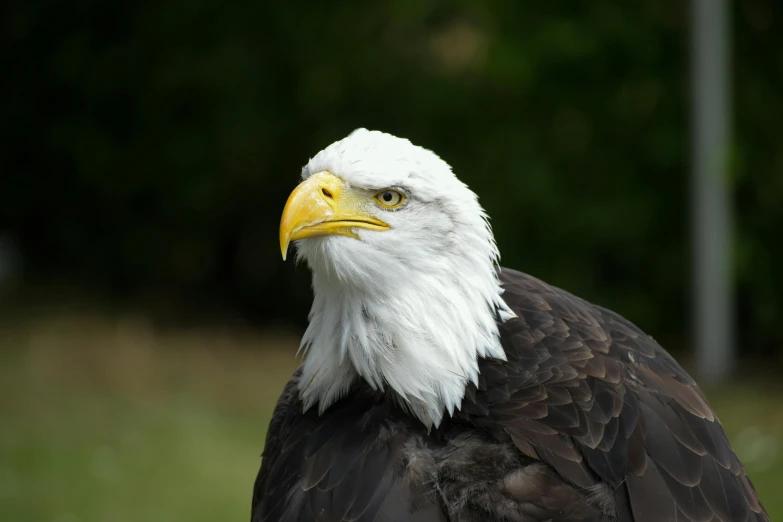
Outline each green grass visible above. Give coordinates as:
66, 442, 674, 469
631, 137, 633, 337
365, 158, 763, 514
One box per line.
0, 312, 780, 521
0, 312, 299, 522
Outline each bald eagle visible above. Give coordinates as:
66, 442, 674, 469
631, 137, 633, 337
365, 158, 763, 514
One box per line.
253, 130, 768, 522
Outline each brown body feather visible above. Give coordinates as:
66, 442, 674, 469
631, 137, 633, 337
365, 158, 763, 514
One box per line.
252, 268, 768, 522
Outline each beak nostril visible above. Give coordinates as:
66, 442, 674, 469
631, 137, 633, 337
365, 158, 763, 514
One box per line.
321, 188, 333, 199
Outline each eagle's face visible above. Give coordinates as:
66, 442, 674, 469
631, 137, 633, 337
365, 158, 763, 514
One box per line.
278, 129, 513, 427
280, 129, 488, 288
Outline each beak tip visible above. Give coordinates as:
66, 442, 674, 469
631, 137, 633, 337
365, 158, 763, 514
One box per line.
280, 222, 291, 261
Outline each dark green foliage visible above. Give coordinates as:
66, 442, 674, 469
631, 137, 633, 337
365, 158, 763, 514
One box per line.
1, 1, 781, 355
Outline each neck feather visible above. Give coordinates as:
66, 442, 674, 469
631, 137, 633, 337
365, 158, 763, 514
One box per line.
297, 256, 515, 428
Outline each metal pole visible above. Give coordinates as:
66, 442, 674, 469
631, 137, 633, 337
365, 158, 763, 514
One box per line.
692, 0, 733, 382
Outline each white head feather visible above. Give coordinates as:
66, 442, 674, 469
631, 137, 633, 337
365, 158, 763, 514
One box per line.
293, 129, 515, 427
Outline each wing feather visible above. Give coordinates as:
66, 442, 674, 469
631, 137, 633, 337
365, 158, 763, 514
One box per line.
458, 268, 769, 522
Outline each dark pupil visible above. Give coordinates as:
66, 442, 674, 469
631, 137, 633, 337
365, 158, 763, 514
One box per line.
383, 192, 393, 202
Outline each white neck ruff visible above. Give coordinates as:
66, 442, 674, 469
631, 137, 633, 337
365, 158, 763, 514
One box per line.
297, 240, 515, 428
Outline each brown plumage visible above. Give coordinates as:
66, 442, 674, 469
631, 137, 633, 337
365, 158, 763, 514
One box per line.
252, 268, 768, 522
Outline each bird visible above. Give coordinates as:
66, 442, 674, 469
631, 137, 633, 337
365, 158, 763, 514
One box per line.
253, 129, 768, 522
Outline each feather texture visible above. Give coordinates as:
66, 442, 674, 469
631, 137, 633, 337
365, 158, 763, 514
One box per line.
252, 268, 768, 522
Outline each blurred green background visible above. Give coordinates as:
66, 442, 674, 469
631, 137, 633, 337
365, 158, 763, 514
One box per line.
1, 1, 782, 520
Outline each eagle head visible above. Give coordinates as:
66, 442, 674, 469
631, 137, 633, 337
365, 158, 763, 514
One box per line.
279, 129, 514, 427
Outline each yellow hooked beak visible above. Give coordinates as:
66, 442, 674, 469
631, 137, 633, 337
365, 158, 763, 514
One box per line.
279, 171, 390, 260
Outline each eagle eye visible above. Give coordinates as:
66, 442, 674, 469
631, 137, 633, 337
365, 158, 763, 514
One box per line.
374, 189, 405, 209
